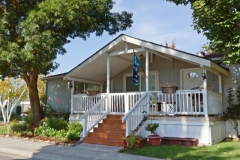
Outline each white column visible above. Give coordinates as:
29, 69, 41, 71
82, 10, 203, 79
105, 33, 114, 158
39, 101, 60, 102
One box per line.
70, 80, 74, 115
107, 55, 110, 113
218, 74, 222, 94
202, 68, 208, 118
145, 50, 149, 114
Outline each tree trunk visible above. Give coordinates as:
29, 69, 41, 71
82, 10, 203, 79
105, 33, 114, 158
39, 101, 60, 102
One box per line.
22, 68, 41, 126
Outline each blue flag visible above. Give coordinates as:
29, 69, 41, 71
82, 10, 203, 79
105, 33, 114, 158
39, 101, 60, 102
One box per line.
132, 53, 141, 86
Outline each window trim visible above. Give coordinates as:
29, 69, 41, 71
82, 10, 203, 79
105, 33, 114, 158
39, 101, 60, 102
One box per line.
123, 70, 159, 92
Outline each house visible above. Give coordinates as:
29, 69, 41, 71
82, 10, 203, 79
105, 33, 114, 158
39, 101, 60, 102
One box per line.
45, 34, 240, 146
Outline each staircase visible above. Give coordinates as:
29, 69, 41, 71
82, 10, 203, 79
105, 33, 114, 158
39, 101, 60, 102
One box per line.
83, 115, 125, 147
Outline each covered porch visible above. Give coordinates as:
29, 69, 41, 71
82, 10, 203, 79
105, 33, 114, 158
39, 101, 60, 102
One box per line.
64, 35, 227, 139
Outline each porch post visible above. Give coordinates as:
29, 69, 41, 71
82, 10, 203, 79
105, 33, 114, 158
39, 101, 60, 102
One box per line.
202, 68, 208, 118
145, 50, 149, 114
70, 80, 74, 115
218, 74, 222, 94
107, 54, 110, 113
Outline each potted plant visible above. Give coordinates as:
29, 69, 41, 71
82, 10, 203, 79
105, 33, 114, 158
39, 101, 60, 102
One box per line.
161, 83, 178, 94
123, 133, 147, 149
146, 123, 161, 146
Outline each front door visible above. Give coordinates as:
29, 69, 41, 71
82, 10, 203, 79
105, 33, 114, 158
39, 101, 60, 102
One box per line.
182, 68, 203, 90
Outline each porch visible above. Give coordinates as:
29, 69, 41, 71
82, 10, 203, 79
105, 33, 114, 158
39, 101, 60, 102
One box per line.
63, 35, 227, 146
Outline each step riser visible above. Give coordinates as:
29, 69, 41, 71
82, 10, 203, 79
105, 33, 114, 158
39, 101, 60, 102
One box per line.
98, 124, 126, 129
93, 128, 125, 134
88, 133, 125, 140
83, 139, 123, 147
103, 119, 122, 123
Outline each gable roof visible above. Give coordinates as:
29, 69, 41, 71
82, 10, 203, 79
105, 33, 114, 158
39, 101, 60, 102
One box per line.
63, 34, 228, 82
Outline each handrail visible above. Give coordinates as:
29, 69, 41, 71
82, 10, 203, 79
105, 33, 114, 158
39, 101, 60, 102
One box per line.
80, 94, 108, 138
121, 92, 148, 136
122, 92, 148, 123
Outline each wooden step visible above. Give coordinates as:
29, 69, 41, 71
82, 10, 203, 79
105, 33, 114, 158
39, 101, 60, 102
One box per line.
88, 132, 125, 140
98, 123, 126, 129
93, 128, 125, 134
106, 115, 123, 119
83, 137, 123, 147
103, 119, 122, 123
83, 114, 126, 147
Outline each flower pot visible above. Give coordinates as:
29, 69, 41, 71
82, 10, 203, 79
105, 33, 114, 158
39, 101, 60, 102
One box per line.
148, 135, 161, 146
123, 137, 147, 149
161, 86, 178, 94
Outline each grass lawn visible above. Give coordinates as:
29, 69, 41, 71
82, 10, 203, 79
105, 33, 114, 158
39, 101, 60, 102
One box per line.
119, 141, 240, 160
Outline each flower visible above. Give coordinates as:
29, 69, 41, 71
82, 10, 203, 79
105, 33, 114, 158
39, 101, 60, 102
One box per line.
145, 123, 159, 135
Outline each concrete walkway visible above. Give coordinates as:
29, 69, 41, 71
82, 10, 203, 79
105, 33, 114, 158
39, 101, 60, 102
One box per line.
0, 137, 163, 160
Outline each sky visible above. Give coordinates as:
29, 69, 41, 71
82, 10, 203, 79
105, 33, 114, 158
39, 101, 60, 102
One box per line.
51, 0, 208, 75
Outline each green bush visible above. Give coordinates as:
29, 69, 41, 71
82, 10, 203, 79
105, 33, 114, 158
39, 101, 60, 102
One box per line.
8, 122, 29, 133
23, 110, 33, 126
50, 118, 68, 130
0, 125, 8, 134
66, 122, 82, 140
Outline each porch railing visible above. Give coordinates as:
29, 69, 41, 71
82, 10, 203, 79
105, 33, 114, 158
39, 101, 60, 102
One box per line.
149, 90, 204, 115
122, 92, 148, 136
109, 92, 145, 114
80, 94, 108, 138
72, 93, 106, 114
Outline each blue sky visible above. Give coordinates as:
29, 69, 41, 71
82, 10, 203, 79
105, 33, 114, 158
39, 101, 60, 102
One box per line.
51, 0, 207, 75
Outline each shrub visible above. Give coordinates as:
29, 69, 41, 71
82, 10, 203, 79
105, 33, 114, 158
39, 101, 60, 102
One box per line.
47, 118, 68, 130
23, 110, 33, 126
0, 125, 8, 134
8, 122, 29, 133
66, 122, 82, 140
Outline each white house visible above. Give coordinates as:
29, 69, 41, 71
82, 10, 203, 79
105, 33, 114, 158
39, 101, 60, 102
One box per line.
45, 34, 240, 147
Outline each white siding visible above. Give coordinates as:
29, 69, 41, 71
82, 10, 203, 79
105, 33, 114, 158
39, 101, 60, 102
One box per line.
112, 56, 198, 92
139, 117, 225, 145
46, 78, 71, 112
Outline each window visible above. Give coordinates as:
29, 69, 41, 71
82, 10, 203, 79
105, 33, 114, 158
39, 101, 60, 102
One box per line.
74, 82, 100, 94
187, 72, 199, 78
125, 72, 157, 92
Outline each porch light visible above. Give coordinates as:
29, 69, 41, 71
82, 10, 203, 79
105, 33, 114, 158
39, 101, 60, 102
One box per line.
68, 82, 73, 89
201, 72, 206, 79
140, 54, 143, 60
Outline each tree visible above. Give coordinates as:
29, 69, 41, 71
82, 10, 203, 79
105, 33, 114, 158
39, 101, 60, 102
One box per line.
0, 0, 133, 125
165, 0, 240, 65
0, 78, 27, 124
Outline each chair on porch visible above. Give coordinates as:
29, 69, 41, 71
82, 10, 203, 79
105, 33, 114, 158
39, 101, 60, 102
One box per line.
189, 86, 203, 112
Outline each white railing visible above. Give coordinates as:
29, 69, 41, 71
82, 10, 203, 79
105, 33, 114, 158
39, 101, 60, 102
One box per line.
149, 90, 204, 115
80, 94, 108, 138
72, 93, 106, 114
109, 92, 145, 114
122, 92, 148, 136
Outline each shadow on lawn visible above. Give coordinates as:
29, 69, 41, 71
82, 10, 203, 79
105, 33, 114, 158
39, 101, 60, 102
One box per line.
120, 141, 240, 160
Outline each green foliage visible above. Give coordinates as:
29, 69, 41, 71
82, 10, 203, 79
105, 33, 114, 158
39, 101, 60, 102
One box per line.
0, 125, 8, 134
0, 0, 132, 125
48, 118, 68, 131
35, 121, 82, 140
165, 0, 240, 65
66, 122, 82, 140
223, 87, 240, 136
16, 106, 22, 116
146, 123, 159, 135
8, 122, 29, 133
44, 105, 57, 118
123, 133, 140, 148
23, 111, 33, 126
